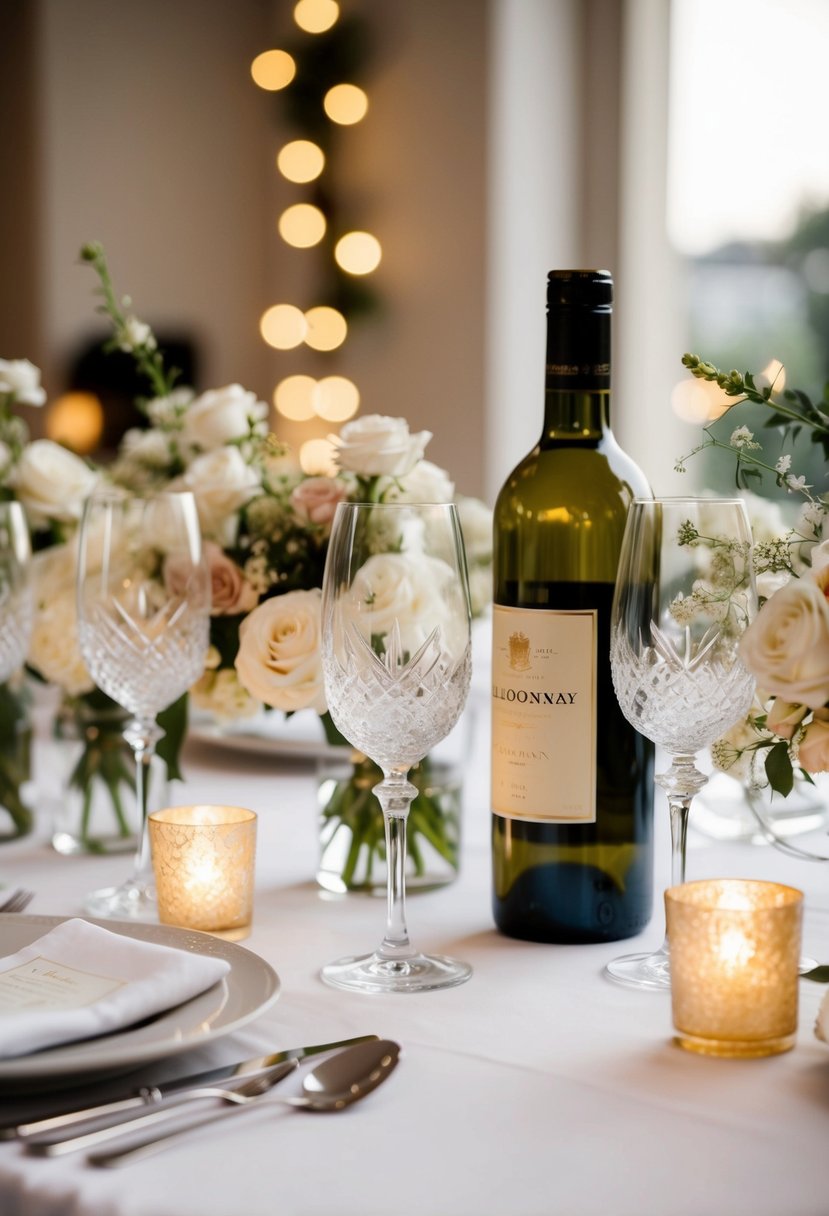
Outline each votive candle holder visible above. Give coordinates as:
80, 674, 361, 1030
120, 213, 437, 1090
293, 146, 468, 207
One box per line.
664, 878, 803, 1058
149, 805, 257, 940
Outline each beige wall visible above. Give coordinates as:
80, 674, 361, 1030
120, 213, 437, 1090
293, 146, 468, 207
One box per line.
0, 0, 488, 496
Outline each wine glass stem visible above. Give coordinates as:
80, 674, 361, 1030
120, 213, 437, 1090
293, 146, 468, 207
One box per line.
668, 796, 690, 889
124, 716, 164, 882
655, 753, 709, 956
374, 772, 418, 963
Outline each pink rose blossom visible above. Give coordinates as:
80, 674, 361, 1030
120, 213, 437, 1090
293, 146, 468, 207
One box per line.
290, 477, 347, 528
798, 714, 829, 773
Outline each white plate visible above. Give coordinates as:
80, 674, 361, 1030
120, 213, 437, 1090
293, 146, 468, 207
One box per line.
0, 915, 280, 1081
188, 710, 345, 761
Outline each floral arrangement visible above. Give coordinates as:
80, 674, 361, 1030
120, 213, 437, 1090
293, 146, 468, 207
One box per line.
677, 354, 829, 796
78, 242, 492, 884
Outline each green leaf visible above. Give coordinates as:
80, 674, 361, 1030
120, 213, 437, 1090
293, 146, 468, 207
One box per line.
802, 965, 829, 983
765, 742, 794, 797
156, 694, 188, 782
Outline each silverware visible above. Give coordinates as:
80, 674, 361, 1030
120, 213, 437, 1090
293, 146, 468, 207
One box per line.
87, 1040, 401, 1168
7, 1034, 379, 1139
0, 889, 33, 914
25, 1060, 300, 1156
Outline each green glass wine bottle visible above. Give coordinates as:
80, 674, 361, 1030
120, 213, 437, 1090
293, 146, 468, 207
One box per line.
491, 269, 654, 943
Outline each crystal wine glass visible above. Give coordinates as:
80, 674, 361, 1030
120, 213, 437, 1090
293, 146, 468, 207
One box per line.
0, 502, 32, 682
606, 497, 757, 990
76, 488, 210, 919
320, 501, 473, 993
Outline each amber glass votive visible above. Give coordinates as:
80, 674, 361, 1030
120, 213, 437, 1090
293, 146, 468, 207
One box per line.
665, 879, 803, 1058
149, 805, 257, 940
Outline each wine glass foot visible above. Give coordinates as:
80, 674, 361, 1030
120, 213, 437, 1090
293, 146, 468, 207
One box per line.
604, 949, 671, 991
85, 878, 156, 921
321, 950, 472, 994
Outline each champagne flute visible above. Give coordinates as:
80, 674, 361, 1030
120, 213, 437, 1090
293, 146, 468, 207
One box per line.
606, 497, 757, 990
76, 488, 210, 919
0, 502, 32, 682
320, 501, 473, 993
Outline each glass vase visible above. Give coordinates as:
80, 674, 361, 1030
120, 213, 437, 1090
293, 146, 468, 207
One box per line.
317, 748, 463, 896
0, 680, 34, 842
51, 693, 168, 856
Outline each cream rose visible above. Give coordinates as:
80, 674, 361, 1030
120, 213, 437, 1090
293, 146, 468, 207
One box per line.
798, 715, 829, 773
335, 415, 431, 477
11, 440, 98, 527
27, 548, 93, 695
739, 578, 829, 710
290, 477, 348, 527
235, 589, 326, 713
190, 666, 261, 720
176, 447, 261, 544
0, 359, 46, 406
182, 384, 269, 452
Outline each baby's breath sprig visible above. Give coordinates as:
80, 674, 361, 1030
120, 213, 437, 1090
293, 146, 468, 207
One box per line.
80, 242, 179, 402
675, 353, 829, 500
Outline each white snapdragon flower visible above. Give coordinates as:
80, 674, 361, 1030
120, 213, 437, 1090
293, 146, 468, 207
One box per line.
0, 359, 46, 406
119, 316, 156, 352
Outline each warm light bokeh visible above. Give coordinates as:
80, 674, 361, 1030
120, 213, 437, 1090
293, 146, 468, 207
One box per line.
250, 50, 296, 92
278, 203, 327, 248
277, 140, 325, 184
294, 0, 339, 34
323, 84, 369, 125
315, 375, 360, 422
260, 303, 308, 350
45, 392, 104, 453
334, 231, 382, 275
300, 436, 339, 475
304, 306, 347, 352
274, 375, 317, 421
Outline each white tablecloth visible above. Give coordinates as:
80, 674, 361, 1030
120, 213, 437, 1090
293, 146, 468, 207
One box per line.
0, 697, 828, 1216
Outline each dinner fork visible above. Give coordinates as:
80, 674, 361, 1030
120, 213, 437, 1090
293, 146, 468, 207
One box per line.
26, 1060, 299, 1156
0, 889, 33, 914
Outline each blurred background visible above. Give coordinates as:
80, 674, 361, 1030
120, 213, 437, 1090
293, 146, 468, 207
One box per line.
1, 0, 827, 504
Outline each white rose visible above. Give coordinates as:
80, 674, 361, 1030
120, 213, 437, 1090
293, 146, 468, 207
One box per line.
27, 547, 93, 695
346, 551, 468, 660
182, 384, 269, 452
383, 460, 454, 504
739, 578, 829, 710
146, 387, 195, 428
456, 495, 493, 558
11, 439, 98, 527
810, 540, 829, 577
120, 428, 174, 468
335, 414, 431, 477
235, 589, 327, 713
176, 447, 261, 545
0, 359, 46, 406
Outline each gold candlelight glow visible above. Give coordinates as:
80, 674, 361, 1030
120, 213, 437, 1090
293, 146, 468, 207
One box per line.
665, 879, 803, 1058
149, 806, 257, 940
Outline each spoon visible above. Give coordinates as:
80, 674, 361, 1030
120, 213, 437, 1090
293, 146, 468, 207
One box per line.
87, 1039, 401, 1168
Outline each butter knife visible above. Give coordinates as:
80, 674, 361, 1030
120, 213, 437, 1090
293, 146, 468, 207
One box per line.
5, 1034, 378, 1139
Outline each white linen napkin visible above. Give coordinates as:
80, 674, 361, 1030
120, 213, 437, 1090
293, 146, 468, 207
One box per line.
0, 918, 231, 1058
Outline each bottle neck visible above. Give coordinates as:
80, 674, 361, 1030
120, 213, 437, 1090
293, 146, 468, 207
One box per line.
542, 306, 611, 441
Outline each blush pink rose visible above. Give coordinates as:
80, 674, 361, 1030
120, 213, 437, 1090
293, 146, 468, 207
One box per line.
765, 698, 809, 741
798, 714, 829, 773
290, 477, 347, 527
203, 542, 258, 616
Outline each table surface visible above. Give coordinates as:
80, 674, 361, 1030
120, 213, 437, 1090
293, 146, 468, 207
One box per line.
0, 688, 828, 1216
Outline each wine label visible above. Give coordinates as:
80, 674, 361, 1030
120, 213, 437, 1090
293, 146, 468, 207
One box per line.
491, 604, 597, 823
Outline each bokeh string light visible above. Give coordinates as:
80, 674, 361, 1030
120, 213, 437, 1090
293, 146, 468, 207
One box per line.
251, 2, 380, 474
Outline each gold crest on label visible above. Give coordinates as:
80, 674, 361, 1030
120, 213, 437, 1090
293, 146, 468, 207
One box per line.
508, 631, 531, 671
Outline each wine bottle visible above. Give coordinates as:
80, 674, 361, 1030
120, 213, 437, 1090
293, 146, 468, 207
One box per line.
491, 269, 654, 943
